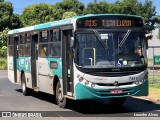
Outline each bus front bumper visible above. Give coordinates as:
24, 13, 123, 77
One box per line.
75, 80, 148, 100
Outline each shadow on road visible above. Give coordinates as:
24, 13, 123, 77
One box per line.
15, 88, 160, 116
68, 98, 160, 115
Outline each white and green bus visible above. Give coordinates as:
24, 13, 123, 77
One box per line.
7, 14, 148, 108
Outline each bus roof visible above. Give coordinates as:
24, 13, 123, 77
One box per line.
8, 14, 142, 35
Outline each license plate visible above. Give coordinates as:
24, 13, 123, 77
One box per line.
110, 90, 123, 94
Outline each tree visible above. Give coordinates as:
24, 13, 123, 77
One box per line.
84, 1, 110, 14
0, 1, 22, 31
20, 3, 56, 26
0, 0, 21, 50
21, 0, 84, 26
62, 12, 77, 19
54, 0, 84, 20
157, 15, 160, 39
141, 0, 156, 40
0, 28, 9, 48
0, 28, 9, 58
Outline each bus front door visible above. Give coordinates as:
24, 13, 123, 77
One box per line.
31, 34, 38, 88
62, 29, 74, 96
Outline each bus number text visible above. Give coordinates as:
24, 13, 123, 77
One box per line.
129, 77, 137, 81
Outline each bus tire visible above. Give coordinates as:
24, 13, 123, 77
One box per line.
56, 81, 67, 108
109, 97, 126, 107
21, 74, 30, 96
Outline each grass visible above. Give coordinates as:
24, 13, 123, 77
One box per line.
0, 58, 7, 69
140, 83, 160, 103
148, 58, 153, 65
149, 75, 160, 81
149, 83, 160, 99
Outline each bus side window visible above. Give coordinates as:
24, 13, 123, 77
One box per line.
40, 30, 49, 43
8, 36, 14, 56
19, 34, 25, 56
49, 28, 61, 57
50, 43, 60, 57
39, 30, 49, 58
25, 33, 31, 57
39, 44, 48, 57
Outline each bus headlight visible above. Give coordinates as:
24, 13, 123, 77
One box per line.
91, 83, 95, 87
144, 73, 148, 80
84, 80, 89, 85
79, 77, 84, 82
140, 79, 145, 84
135, 73, 148, 85
135, 81, 140, 85
135, 79, 144, 85
78, 76, 96, 87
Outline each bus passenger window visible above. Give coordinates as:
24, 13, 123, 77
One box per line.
19, 45, 25, 56
8, 37, 14, 45
26, 33, 31, 44
20, 34, 25, 44
25, 44, 31, 56
9, 46, 13, 56
51, 29, 60, 42
39, 44, 48, 57
25, 33, 31, 57
50, 43, 60, 57
40, 31, 48, 43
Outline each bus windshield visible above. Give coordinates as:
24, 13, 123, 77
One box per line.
75, 30, 146, 68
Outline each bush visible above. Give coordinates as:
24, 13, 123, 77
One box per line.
0, 46, 7, 69
0, 58, 7, 69
0, 46, 7, 57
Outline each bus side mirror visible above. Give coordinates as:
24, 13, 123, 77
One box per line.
70, 37, 74, 48
146, 39, 148, 49
144, 34, 148, 49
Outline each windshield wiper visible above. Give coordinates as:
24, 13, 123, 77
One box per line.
118, 29, 131, 47
93, 30, 108, 49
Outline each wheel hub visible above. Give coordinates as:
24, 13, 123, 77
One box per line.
58, 87, 63, 102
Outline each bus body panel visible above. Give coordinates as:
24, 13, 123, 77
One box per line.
38, 58, 53, 94
18, 56, 32, 88
37, 57, 62, 94
8, 56, 14, 83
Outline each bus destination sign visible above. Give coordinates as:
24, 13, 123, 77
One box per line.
77, 16, 143, 28
85, 19, 132, 27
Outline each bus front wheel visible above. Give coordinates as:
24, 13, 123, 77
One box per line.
56, 81, 67, 108
109, 97, 126, 107
21, 74, 30, 96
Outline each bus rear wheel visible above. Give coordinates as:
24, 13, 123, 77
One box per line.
21, 74, 30, 96
56, 81, 67, 108
109, 97, 126, 107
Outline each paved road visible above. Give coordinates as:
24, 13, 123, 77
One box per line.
0, 70, 160, 119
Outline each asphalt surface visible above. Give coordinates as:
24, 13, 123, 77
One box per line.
0, 70, 160, 119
